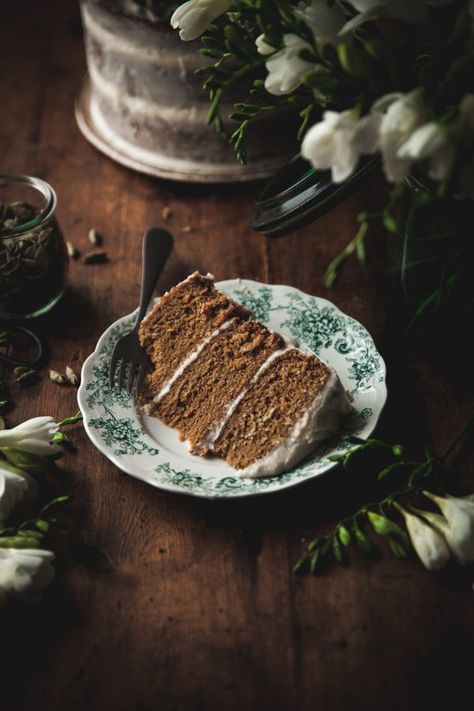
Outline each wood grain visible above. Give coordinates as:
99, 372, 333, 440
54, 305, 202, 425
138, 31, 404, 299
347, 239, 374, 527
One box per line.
1, 2, 473, 710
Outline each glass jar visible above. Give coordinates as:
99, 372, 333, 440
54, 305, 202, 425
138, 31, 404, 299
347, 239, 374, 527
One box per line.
0, 175, 69, 319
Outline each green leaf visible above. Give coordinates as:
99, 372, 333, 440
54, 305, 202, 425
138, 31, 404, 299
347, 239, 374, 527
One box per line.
338, 525, 352, 547
367, 512, 411, 558
308, 536, 323, 552
0, 535, 42, 549
35, 519, 50, 533
354, 527, 376, 558
309, 549, 321, 575
293, 556, 309, 575
332, 534, 348, 566
0, 447, 47, 474
382, 211, 398, 234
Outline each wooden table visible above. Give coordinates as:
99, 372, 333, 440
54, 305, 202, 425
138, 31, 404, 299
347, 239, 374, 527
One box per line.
1, 2, 473, 709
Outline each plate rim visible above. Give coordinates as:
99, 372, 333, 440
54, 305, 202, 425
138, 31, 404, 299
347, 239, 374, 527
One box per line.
77, 278, 387, 500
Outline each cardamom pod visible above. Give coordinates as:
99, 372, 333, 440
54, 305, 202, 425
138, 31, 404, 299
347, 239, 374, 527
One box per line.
65, 365, 79, 386
49, 369, 66, 384
66, 241, 79, 259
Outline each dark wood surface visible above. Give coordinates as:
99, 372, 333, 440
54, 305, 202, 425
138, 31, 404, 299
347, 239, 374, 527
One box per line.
1, 2, 473, 710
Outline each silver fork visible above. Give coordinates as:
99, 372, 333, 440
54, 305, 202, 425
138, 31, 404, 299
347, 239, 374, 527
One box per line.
108, 227, 173, 395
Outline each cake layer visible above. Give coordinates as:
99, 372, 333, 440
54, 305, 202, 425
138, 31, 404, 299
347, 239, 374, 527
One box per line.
213, 349, 328, 467
139, 273, 250, 401
154, 320, 284, 453
139, 274, 352, 478
213, 349, 352, 477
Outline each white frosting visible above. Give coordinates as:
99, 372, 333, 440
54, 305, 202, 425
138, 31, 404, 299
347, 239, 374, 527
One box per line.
83, 4, 202, 68
237, 368, 353, 479
88, 94, 266, 178
152, 318, 238, 404
88, 62, 210, 123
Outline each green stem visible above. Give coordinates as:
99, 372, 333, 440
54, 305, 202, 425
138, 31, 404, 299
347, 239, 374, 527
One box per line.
324, 221, 368, 288
440, 408, 474, 461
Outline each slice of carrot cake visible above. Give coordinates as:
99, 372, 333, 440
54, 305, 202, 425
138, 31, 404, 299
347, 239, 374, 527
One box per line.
138, 273, 352, 478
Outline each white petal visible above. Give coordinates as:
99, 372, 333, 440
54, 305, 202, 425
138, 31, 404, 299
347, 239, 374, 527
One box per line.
0, 548, 55, 602
255, 34, 274, 55
352, 113, 381, 154
397, 122, 447, 160
405, 511, 450, 571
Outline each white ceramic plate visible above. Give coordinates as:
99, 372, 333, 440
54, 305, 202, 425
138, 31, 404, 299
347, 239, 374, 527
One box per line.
77, 280, 387, 499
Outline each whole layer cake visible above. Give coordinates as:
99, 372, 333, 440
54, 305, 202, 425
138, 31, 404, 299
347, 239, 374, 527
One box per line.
138, 273, 352, 478
80, 1, 298, 182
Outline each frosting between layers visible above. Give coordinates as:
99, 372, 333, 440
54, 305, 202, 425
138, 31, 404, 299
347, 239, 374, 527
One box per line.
88, 62, 210, 123
152, 318, 238, 404
83, 4, 202, 67
198, 347, 291, 451
237, 368, 353, 479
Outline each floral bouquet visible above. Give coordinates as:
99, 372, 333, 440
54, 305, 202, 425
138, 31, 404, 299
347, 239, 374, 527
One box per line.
170, 0, 474, 339
0, 415, 80, 605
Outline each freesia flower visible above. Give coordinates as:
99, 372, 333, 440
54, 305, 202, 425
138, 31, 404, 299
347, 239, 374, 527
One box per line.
264, 34, 315, 95
377, 89, 427, 182
301, 109, 380, 182
397, 122, 454, 180
295, 0, 347, 46
255, 34, 275, 56
0, 416, 61, 456
418, 492, 474, 564
396, 504, 450, 571
170, 0, 232, 41
0, 461, 36, 524
0, 547, 55, 605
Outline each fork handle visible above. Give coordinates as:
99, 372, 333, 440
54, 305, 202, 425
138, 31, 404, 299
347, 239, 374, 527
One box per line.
134, 227, 174, 328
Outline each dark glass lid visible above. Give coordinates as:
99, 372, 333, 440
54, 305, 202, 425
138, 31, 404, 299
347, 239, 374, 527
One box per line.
252, 155, 377, 238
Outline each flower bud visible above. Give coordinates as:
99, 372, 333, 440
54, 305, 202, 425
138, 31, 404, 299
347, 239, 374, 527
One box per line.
396, 504, 450, 571
0, 447, 48, 474
421, 491, 474, 564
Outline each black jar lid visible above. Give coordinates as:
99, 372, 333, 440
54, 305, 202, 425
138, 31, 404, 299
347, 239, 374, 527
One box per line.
252, 155, 377, 238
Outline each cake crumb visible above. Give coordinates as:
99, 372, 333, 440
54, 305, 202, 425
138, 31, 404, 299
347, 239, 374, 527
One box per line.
181, 225, 194, 233
161, 206, 172, 220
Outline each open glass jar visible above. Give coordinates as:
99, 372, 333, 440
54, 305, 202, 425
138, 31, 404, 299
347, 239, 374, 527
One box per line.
0, 175, 69, 319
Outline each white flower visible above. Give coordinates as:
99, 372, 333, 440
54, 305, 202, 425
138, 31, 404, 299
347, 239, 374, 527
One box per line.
0, 416, 61, 456
397, 122, 454, 180
301, 109, 381, 182
419, 492, 474, 564
255, 34, 275, 55
0, 461, 36, 524
170, 0, 232, 41
295, 0, 347, 46
377, 89, 427, 182
264, 34, 315, 95
0, 547, 55, 605
397, 504, 450, 571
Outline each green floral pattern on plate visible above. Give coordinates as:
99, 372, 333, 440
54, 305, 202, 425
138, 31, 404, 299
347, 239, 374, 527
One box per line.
78, 280, 387, 499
